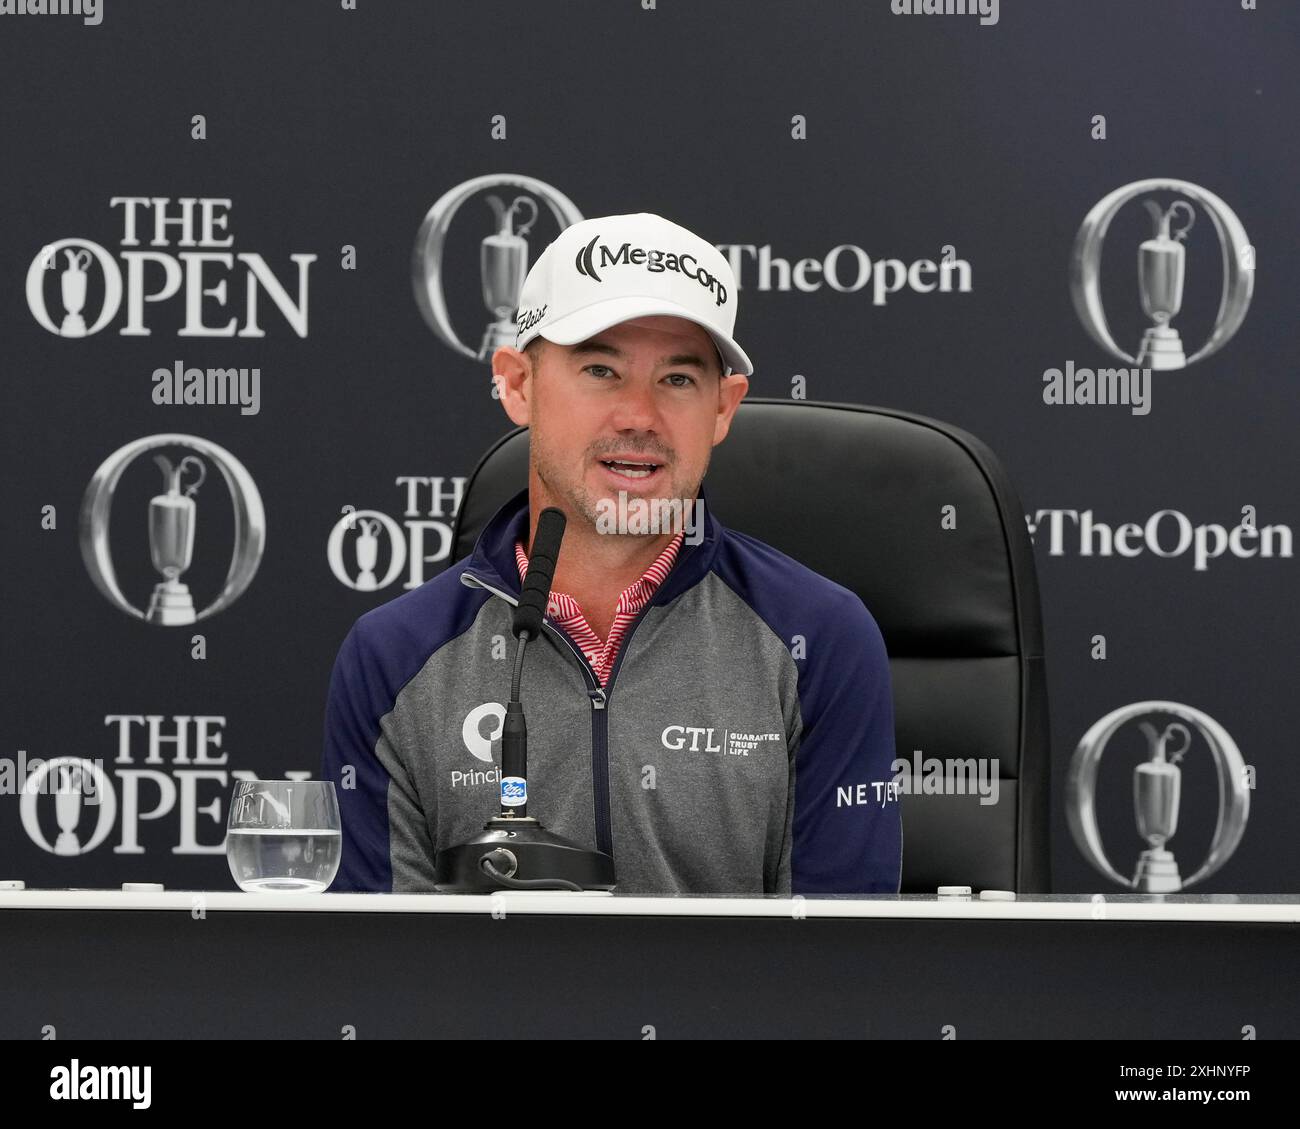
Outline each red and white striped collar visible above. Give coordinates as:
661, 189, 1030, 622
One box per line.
514, 530, 683, 623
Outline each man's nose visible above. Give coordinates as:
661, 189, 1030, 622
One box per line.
608, 379, 661, 432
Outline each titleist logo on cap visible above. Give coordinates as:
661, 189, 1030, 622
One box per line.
573, 235, 729, 308
515, 303, 547, 334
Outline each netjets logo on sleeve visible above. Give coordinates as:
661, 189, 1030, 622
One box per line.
574, 235, 730, 308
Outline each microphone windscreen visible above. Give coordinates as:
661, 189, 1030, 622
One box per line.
513, 507, 567, 639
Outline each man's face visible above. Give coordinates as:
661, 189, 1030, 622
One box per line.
498, 315, 748, 531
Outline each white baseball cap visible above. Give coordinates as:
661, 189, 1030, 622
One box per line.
513, 212, 753, 377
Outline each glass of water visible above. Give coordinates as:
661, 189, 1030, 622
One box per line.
226, 780, 341, 893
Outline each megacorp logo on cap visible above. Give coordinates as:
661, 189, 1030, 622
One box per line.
574, 234, 729, 308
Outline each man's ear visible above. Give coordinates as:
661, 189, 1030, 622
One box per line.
712, 372, 749, 446
492, 345, 533, 427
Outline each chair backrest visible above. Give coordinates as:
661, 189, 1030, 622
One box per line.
452, 398, 1051, 893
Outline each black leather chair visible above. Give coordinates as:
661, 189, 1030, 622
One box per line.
452, 398, 1051, 893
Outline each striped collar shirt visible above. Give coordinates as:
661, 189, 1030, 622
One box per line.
514, 532, 683, 687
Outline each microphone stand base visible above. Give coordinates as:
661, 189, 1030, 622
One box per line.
433, 816, 617, 892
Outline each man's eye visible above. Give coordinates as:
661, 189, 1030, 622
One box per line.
665, 373, 697, 387
584, 364, 615, 379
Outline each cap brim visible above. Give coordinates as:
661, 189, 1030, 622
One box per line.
532, 295, 753, 377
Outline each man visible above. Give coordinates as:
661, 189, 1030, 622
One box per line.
322, 212, 901, 895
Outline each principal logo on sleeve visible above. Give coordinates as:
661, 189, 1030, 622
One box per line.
453, 702, 504, 790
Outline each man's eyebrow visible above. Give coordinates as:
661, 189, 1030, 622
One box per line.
568, 339, 711, 369
568, 340, 625, 358
659, 353, 710, 369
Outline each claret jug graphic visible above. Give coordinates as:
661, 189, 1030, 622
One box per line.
146, 453, 207, 626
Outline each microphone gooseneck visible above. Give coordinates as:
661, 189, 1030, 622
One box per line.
501, 507, 567, 819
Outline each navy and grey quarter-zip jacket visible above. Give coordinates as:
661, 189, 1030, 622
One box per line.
321, 485, 902, 895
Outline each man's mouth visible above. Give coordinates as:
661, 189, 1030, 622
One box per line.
598, 457, 664, 481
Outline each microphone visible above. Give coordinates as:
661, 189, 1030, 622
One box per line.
433, 506, 616, 893
500, 507, 567, 820
512, 506, 565, 642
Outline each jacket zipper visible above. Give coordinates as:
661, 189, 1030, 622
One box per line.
461, 568, 666, 857
583, 597, 666, 853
